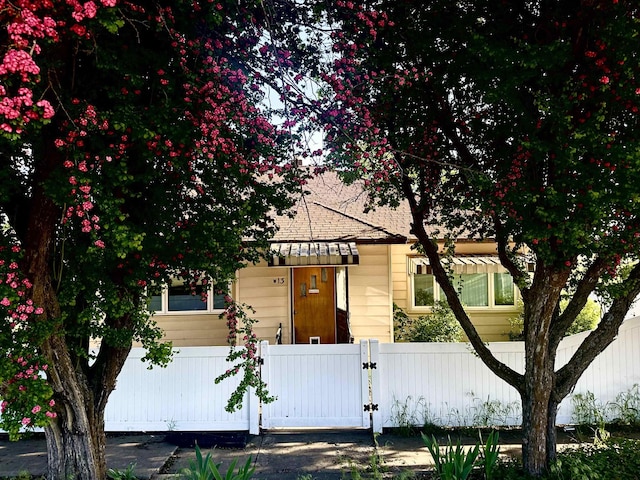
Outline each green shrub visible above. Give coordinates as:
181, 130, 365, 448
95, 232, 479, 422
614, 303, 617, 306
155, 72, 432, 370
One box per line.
549, 439, 640, 480
570, 391, 607, 427
508, 298, 600, 341
564, 298, 600, 335
422, 433, 479, 480
610, 384, 640, 426
394, 302, 463, 343
421, 431, 501, 480
107, 464, 138, 480
180, 444, 254, 480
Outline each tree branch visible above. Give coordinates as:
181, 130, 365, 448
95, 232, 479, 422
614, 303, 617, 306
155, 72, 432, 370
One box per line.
555, 262, 640, 399
401, 173, 524, 393
549, 256, 608, 351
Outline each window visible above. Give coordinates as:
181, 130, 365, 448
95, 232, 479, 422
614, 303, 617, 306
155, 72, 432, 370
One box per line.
494, 273, 515, 306
149, 279, 227, 314
450, 273, 488, 307
414, 274, 436, 306
409, 257, 517, 310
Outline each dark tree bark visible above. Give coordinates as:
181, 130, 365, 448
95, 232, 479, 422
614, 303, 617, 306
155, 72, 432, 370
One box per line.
20, 140, 132, 479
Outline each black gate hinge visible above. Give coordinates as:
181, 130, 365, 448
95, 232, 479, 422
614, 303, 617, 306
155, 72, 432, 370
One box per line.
362, 362, 377, 370
363, 404, 379, 412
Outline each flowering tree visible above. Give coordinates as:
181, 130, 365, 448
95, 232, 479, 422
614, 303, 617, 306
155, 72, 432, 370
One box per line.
0, 1, 303, 478
289, 0, 640, 476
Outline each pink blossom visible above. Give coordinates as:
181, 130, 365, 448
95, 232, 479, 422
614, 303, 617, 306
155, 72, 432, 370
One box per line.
36, 100, 54, 119
32, 405, 41, 414
21, 417, 31, 425
83, 1, 98, 19
0, 50, 40, 77
1, 297, 10, 307
94, 240, 105, 249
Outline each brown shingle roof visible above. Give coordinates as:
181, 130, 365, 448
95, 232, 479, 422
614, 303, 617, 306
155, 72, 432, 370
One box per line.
272, 170, 412, 243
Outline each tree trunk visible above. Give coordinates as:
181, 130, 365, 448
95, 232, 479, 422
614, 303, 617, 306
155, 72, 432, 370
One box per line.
521, 378, 557, 476
41, 334, 110, 480
45, 413, 107, 480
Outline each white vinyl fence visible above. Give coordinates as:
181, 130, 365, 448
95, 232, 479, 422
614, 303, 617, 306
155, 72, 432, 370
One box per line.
6, 318, 638, 435
260, 342, 370, 429
101, 316, 640, 432
105, 347, 260, 433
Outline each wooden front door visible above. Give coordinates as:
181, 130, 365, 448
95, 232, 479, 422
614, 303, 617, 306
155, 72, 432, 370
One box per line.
293, 267, 336, 344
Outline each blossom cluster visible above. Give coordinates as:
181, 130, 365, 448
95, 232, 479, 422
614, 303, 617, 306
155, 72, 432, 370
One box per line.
215, 300, 274, 413
0, 245, 45, 327
54, 102, 113, 247
0, 354, 57, 440
0, 0, 119, 134
0, 243, 55, 440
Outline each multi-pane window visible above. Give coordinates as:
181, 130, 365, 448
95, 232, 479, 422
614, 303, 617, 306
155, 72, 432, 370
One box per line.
149, 279, 226, 313
410, 258, 516, 310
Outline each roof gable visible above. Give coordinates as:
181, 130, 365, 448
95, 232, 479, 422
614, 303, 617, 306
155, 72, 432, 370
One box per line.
272, 170, 411, 243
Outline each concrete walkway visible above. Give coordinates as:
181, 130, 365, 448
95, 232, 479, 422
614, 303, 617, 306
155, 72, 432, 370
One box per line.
0, 430, 430, 479
0, 429, 529, 479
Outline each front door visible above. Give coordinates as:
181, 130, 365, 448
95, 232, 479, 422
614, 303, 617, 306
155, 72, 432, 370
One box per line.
293, 267, 336, 344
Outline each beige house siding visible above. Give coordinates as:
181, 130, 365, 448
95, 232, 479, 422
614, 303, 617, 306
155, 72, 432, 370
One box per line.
154, 240, 516, 346
155, 244, 394, 346
236, 261, 290, 344
347, 244, 394, 343
153, 263, 289, 347
233, 244, 394, 344
152, 313, 230, 347
391, 242, 520, 342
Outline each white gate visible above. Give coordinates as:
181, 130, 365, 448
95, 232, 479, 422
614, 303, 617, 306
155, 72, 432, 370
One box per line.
260, 340, 371, 428
7, 318, 636, 435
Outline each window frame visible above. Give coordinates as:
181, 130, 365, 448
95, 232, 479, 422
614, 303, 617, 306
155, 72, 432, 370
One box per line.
148, 280, 228, 315
408, 259, 519, 313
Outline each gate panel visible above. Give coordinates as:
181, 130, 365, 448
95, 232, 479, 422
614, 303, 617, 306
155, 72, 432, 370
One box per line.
261, 341, 369, 428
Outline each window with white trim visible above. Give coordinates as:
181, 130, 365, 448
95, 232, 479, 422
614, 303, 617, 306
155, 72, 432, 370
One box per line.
409, 257, 516, 310
148, 279, 227, 314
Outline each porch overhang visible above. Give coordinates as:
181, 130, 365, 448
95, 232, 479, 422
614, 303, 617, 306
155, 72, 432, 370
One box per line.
409, 255, 506, 274
268, 242, 360, 266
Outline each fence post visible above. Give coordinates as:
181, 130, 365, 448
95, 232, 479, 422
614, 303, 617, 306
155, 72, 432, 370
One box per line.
359, 340, 370, 428
369, 339, 382, 433
255, 340, 269, 432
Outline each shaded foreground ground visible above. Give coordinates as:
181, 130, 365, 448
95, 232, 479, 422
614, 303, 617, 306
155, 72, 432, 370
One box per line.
1, 427, 639, 479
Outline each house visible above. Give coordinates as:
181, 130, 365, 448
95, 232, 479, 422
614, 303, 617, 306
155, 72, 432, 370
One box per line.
151, 171, 522, 346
